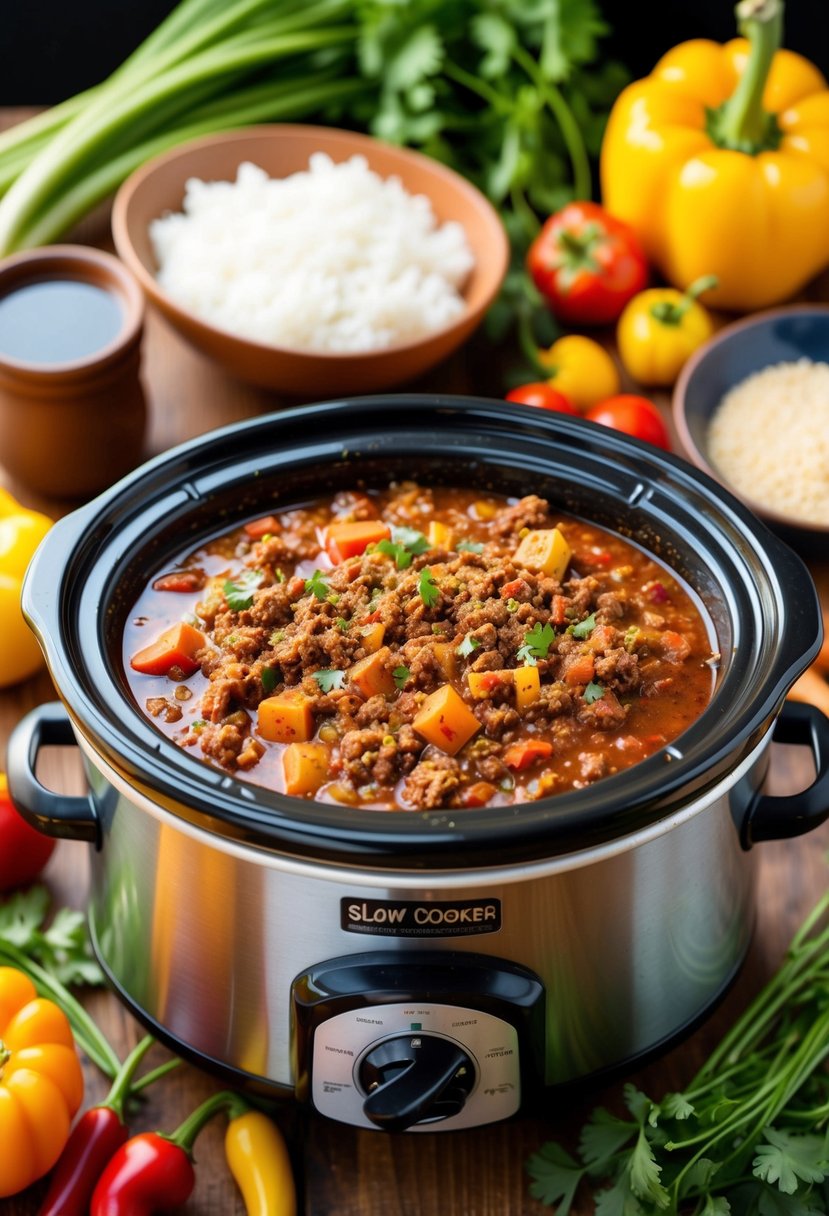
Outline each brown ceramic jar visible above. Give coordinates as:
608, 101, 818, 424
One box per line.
0, 245, 146, 498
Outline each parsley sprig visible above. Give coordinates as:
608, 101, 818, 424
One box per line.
517, 622, 555, 666
312, 668, 345, 692
569, 612, 597, 640
527, 883, 829, 1215
304, 569, 330, 601
418, 568, 440, 608
456, 634, 482, 659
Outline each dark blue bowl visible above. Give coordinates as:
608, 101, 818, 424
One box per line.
674, 305, 829, 559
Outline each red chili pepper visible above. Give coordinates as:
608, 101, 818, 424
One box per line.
39, 1036, 176, 1216
91, 1091, 237, 1216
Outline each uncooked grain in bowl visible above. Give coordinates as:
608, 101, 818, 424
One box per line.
150, 154, 475, 354
707, 359, 829, 526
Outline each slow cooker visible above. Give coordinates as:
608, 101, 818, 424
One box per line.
8, 397, 829, 1133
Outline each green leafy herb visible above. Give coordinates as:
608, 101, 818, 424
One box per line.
569, 612, 597, 639
517, 622, 555, 666
393, 665, 411, 689
376, 539, 414, 569
223, 568, 264, 611
418, 567, 440, 608
261, 666, 278, 694
304, 569, 330, 601
527, 882, 829, 1215
312, 668, 345, 692
457, 540, 484, 554
583, 680, 604, 704
456, 634, 482, 659
0, 886, 104, 987
336, 617, 351, 632
391, 526, 430, 555
274, 568, 286, 584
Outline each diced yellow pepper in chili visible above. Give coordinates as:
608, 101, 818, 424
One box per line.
427, 520, 454, 549
360, 623, 385, 654
514, 665, 541, 709
413, 684, 481, 755
467, 670, 513, 699
514, 528, 571, 580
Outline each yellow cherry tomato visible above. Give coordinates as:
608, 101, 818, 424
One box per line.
617, 276, 717, 386
0, 490, 51, 687
537, 335, 620, 411
0, 967, 84, 1198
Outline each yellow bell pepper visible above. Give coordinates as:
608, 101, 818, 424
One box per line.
617, 275, 718, 386
536, 335, 620, 411
225, 1108, 296, 1216
0, 487, 52, 687
601, 0, 829, 311
0, 966, 84, 1198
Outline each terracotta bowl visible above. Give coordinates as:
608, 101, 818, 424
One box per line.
673, 305, 829, 559
111, 125, 509, 395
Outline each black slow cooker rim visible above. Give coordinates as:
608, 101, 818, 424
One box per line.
24, 395, 821, 867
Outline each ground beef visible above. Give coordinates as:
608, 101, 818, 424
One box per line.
403, 754, 461, 809
491, 494, 550, 539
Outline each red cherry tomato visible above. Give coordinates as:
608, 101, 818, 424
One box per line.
585, 395, 672, 450
527, 201, 648, 326
505, 383, 579, 415
0, 774, 55, 891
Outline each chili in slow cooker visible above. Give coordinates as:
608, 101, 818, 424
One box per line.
124, 485, 716, 811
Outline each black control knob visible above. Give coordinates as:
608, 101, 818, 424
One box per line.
359, 1034, 475, 1132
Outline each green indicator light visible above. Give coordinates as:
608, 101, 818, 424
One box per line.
410, 1022, 422, 1031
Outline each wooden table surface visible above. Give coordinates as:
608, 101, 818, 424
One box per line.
2, 106, 829, 1215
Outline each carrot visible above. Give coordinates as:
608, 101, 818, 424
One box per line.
413, 684, 481, 755
283, 742, 330, 795
503, 740, 553, 770
349, 647, 396, 698
130, 621, 206, 676
787, 668, 829, 718
244, 514, 279, 539
326, 520, 390, 564
461, 781, 497, 807
258, 690, 314, 743
564, 653, 595, 686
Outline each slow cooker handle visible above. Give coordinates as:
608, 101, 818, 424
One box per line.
741, 701, 829, 846
6, 702, 98, 845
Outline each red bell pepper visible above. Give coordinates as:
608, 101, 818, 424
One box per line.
90, 1091, 240, 1216
39, 1036, 178, 1216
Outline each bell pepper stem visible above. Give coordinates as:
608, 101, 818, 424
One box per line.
650, 274, 719, 325
164, 1091, 247, 1157
130, 1055, 182, 1094
712, 0, 783, 153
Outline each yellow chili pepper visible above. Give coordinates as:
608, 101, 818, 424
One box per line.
537, 335, 620, 411
0, 487, 51, 687
600, 0, 829, 311
617, 275, 718, 386
225, 1108, 296, 1216
0, 966, 84, 1198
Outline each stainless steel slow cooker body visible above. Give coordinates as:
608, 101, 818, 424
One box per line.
10, 397, 829, 1132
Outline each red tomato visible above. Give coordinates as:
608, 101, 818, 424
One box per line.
0, 776, 55, 891
585, 395, 672, 450
505, 383, 578, 414
527, 201, 648, 326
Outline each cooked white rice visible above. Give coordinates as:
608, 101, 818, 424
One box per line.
707, 358, 829, 526
150, 154, 475, 353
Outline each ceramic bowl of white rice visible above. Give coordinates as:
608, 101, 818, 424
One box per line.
673, 305, 829, 558
112, 125, 508, 395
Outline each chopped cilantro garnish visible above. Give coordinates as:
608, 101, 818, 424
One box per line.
223, 568, 264, 611
304, 569, 330, 601
569, 612, 597, 639
517, 622, 555, 666
393, 665, 410, 689
457, 540, 484, 554
312, 668, 345, 692
261, 666, 277, 694
376, 539, 413, 569
456, 634, 482, 658
391, 525, 430, 555
418, 567, 440, 608
583, 681, 604, 704
274, 568, 286, 583
336, 617, 350, 632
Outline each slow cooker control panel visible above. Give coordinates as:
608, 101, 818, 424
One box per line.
292, 951, 544, 1132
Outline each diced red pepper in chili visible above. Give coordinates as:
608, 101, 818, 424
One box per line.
500, 579, 528, 600
551, 594, 568, 627
645, 580, 670, 603
152, 570, 206, 593
503, 740, 554, 770
244, 515, 280, 539
462, 781, 498, 807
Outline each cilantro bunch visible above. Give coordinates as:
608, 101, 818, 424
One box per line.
528, 886, 829, 1215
